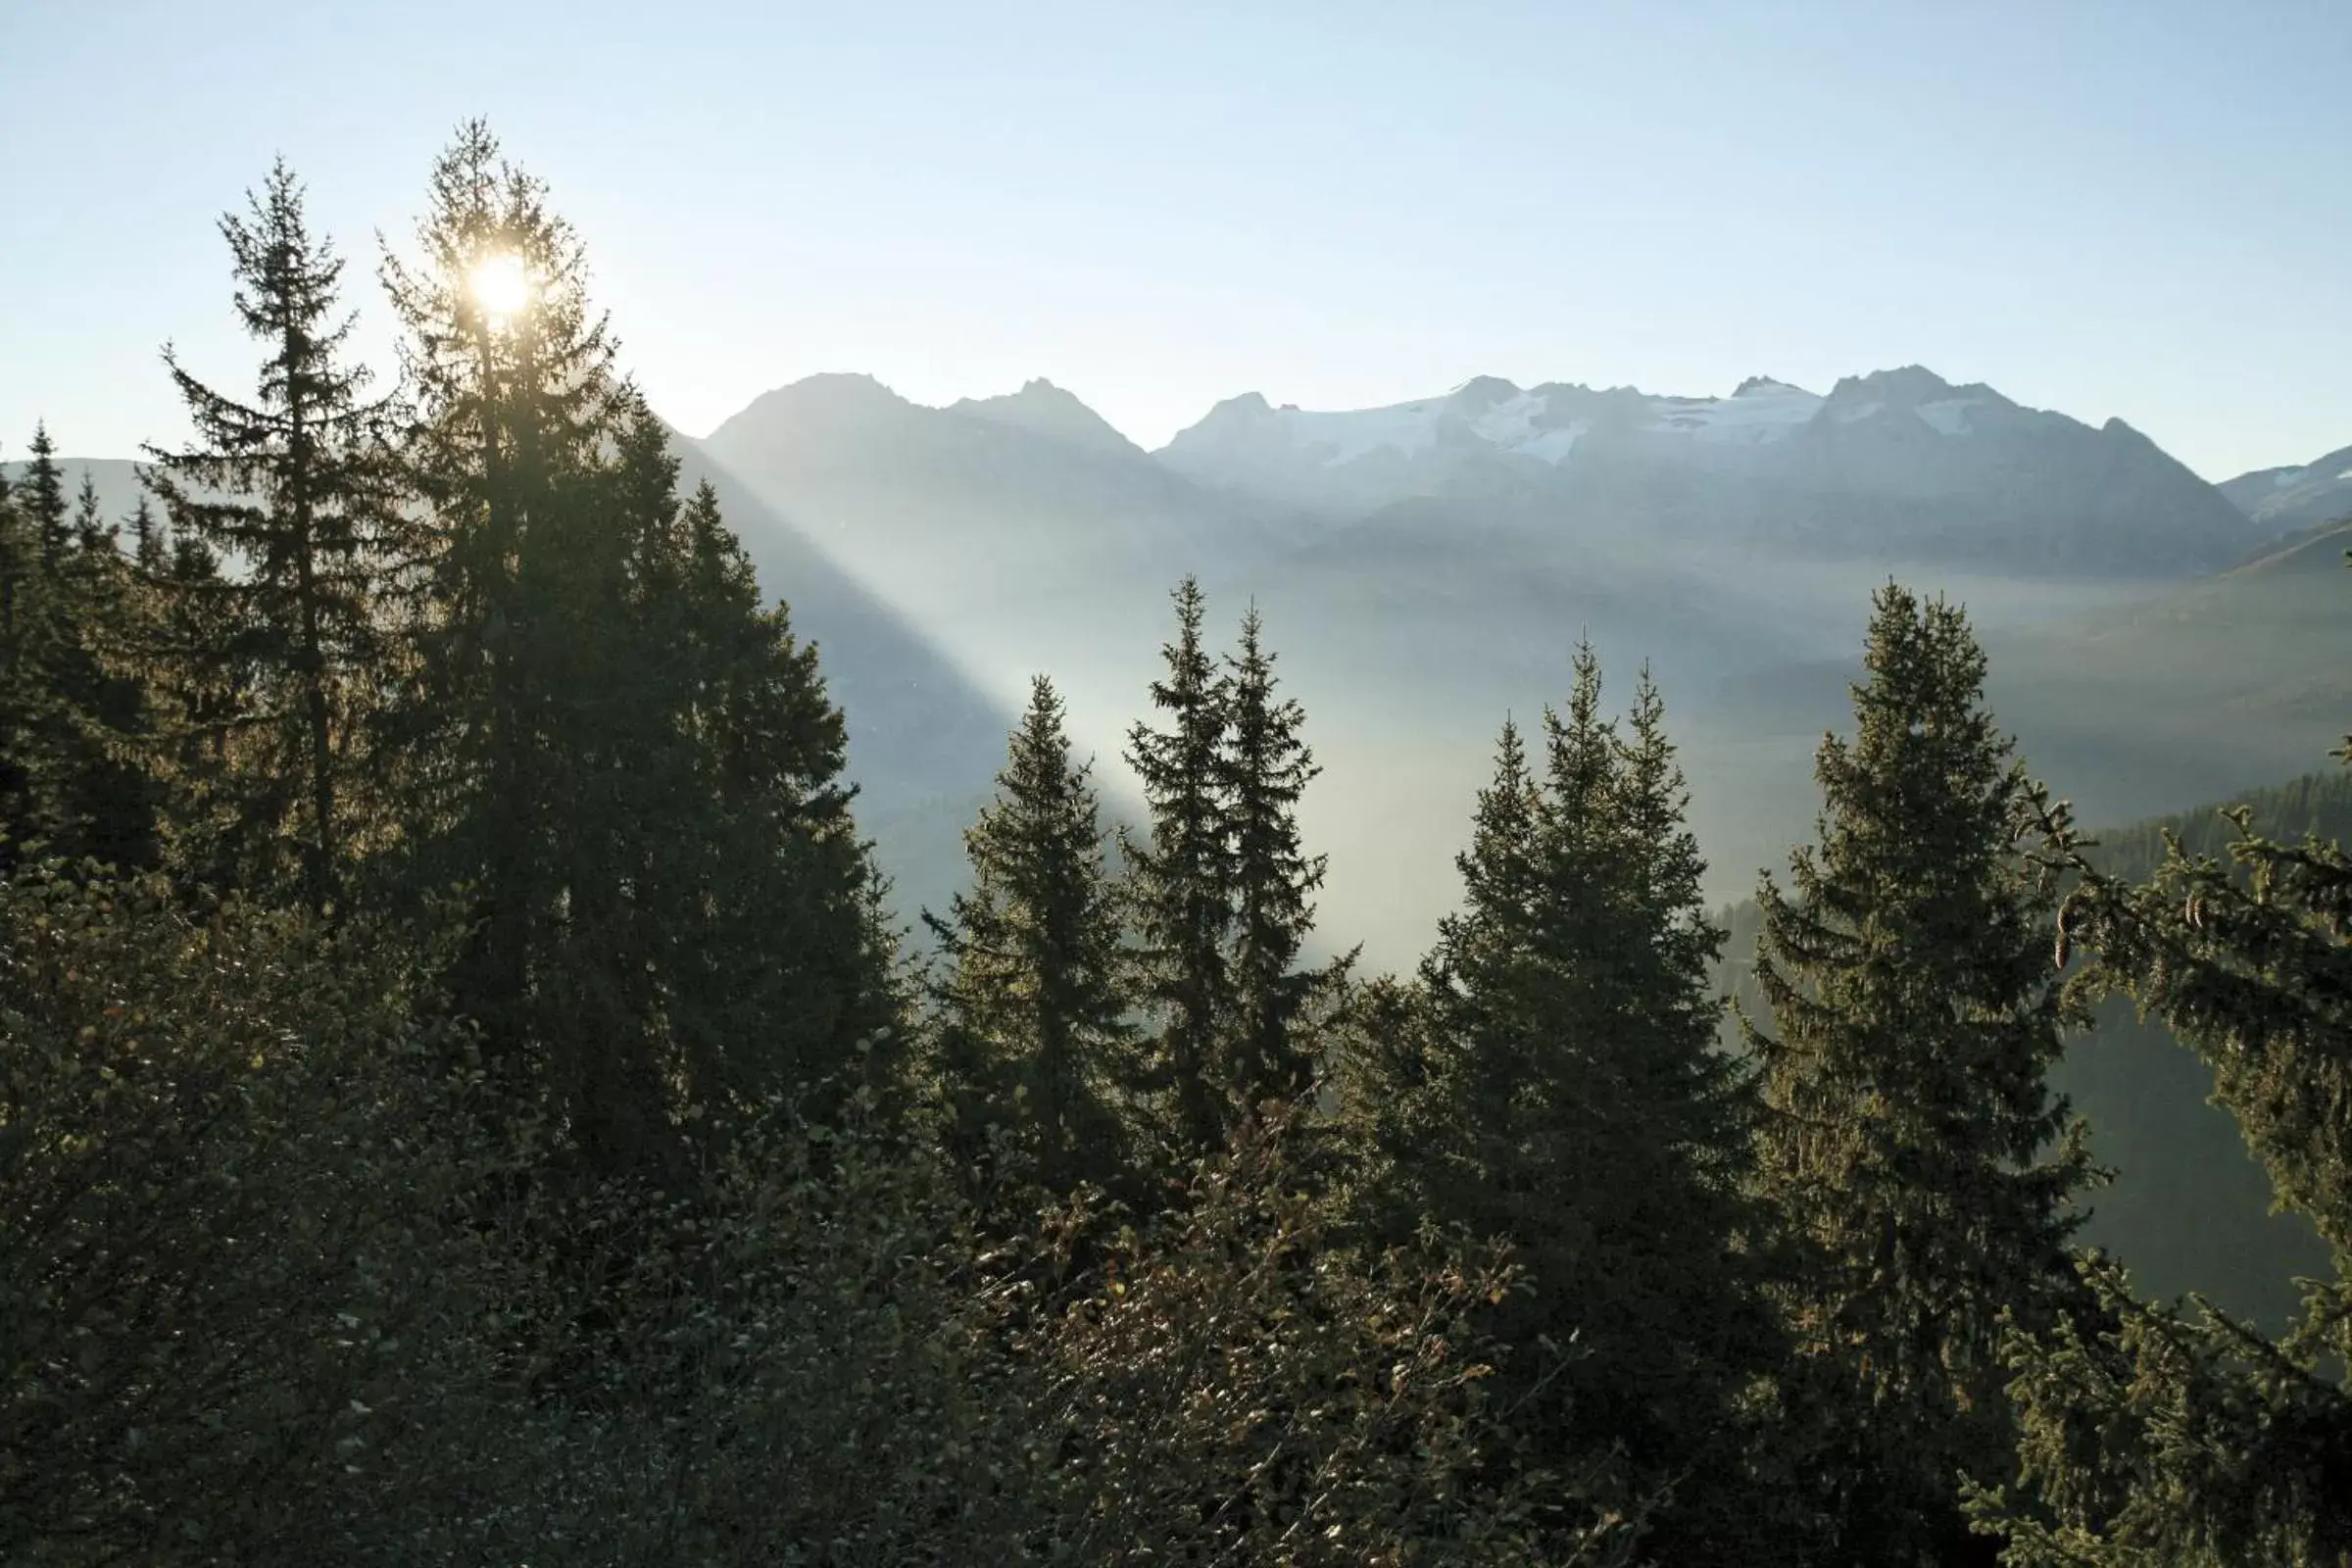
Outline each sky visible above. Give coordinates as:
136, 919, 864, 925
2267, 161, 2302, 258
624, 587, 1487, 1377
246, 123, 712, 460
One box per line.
4, 0, 2348, 480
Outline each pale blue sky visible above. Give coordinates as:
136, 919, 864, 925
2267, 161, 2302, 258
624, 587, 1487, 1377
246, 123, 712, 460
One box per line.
4, 0, 2346, 478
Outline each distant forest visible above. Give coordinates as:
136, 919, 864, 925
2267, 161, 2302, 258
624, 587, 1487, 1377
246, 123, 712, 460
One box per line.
4, 124, 2349, 1567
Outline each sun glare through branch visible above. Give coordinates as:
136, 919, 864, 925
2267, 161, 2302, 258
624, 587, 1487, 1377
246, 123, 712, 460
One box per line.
466, 251, 532, 327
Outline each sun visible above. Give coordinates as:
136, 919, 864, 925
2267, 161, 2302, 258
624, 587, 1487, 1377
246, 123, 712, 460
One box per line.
466, 252, 533, 325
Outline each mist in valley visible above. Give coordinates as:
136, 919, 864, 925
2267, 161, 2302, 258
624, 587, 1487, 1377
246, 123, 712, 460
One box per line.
9, 6, 2352, 1556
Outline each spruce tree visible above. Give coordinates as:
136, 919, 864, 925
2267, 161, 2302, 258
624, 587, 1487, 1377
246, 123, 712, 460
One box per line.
54, 475, 158, 875
1744, 583, 2091, 1567
1124, 575, 1235, 1153
376, 119, 634, 1121
145, 157, 398, 911
18, 424, 68, 570
637, 467, 899, 1123
377, 123, 888, 1175
1218, 602, 1351, 1119
0, 430, 159, 873
145, 523, 254, 891
926, 675, 1134, 1193
1, 428, 70, 859
69, 471, 110, 556
1356, 650, 1774, 1555
127, 496, 165, 577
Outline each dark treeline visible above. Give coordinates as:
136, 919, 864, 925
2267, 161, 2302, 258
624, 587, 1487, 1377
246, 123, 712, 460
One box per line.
3, 125, 2348, 1566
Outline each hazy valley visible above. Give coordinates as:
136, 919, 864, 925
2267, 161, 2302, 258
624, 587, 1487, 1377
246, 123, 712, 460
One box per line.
31, 365, 2349, 975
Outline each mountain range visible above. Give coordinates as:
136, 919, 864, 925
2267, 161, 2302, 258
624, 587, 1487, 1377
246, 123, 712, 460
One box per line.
15, 365, 2352, 957
1159, 366, 2261, 576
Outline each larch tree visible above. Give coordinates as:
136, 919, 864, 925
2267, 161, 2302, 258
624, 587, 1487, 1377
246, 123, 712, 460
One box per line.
144, 157, 399, 911
1743, 583, 2093, 1568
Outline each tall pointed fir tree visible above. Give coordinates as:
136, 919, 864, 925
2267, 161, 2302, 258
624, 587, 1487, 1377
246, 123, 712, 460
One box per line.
19, 424, 69, 571
1352, 648, 1777, 1557
1351, 713, 1543, 1214
378, 122, 888, 1174
144, 157, 399, 911
1217, 602, 1351, 1120
0, 429, 159, 872
0, 428, 69, 859
1743, 583, 2092, 1568
1124, 575, 1236, 1155
142, 513, 254, 892
631, 466, 900, 1124
54, 472, 158, 874
377, 119, 658, 1169
127, 496, 165, 577
926, 675, 1135, 1195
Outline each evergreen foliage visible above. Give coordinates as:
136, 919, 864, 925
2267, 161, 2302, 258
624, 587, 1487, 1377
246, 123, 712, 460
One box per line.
1744, 583, 2093, 1565
1124, 574, 1236, 1152
925, 674, 1134, 1193
373, 122, 889, 1176
1219, 602, 1353, 1118
1346, 651, 1781, 1559
0, 426, 161, 873
143, 159, 399, 912
18, 115, 2350, 1566
1961, 671, 2352, 1562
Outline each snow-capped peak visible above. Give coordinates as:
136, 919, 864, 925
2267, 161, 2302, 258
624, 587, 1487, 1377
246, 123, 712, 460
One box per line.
1644, 377, 1823, 444
1154, 366, 2048, 513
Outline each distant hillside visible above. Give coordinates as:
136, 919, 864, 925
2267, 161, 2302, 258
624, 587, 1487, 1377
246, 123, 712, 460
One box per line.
701, 372, 1298, 630
1971, 518, 2352, 836
2218, 440, 2352, 538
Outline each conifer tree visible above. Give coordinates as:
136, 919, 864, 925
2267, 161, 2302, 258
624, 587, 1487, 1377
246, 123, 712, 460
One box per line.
377, 123, 888, 1174
144, 524, 255, 891
145, 158, 398, 912
126, 496, 164, 575
1124, 575, 1235, 1152
633, 466, 899, 1122
55, 475, 158, 874
1355, 651, 1773, 1555
376, 119, 636, 1116
1218, 602, 1350, 1118
69, 471, 109, 555
1744, 583, 2091, 1567
1961, 633, 2352, 1561
0, 429, 159, 873
0, 428, 70, 859
18, 424, 69, 570
926, 676, 1134, 1193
